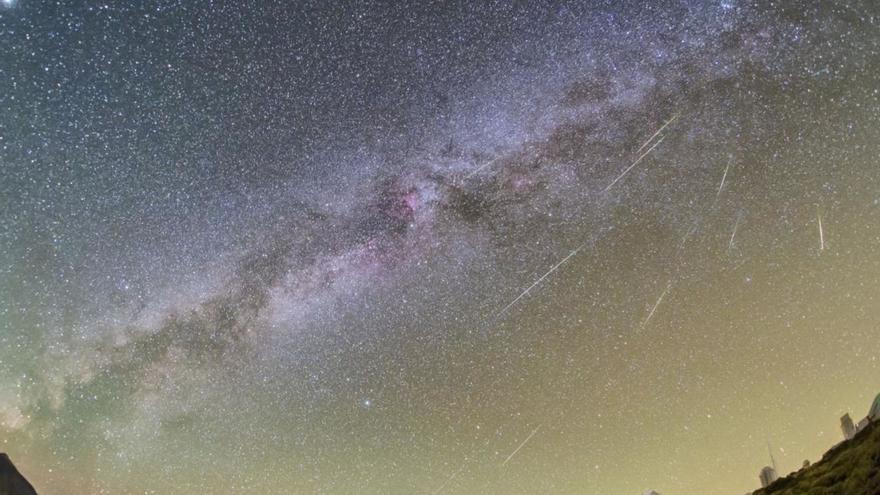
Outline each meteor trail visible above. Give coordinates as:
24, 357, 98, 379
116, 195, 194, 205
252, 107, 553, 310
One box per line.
502, 425, 541, 467
636, 113, 679, 154
494, 245, 584, 319
728, 214, 741, 252
715, 160, 730, 202
431, 465, 465, 495
679, 223, 698, 250
602, 136, 666, 193
818, 209, 825, 251
466, 155, 502, 178
641, 283, 671, 329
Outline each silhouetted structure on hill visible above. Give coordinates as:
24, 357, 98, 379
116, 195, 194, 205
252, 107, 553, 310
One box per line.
840, 392, 880, 441
759, 465, 778, 488
841, 413, 856, 440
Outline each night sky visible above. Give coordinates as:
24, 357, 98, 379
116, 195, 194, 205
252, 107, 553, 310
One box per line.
2, 1, 880, 494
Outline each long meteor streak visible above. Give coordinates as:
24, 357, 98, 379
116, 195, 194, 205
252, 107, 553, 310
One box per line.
494, 245, 584, 319
728, 214, 741, 252
502, 425, 541, 467
641, 283, 671, 329
636, 113, 679, 154
679, 223, 698, 250
715, 160, 730, 201
431, 465, 465, 495
818, 210, 825, 251
466, 155, 502, 178
602, 136, 666, 193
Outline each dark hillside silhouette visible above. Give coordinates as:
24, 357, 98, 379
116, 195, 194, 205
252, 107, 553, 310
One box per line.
753, 422, 880, 495
0, 454, 37, 495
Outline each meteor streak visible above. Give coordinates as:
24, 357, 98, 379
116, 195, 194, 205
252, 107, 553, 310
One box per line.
602, 136, 666, 193
466, 155, 502, 178
641, 283, 671, 329
502, 425, 541, 467
679, 223, 698, 250
715, 160, 730, 202
636, 113, 679, 154
494, 245, 584, 319
431, 465, 465, 495
728, 214, 741, 252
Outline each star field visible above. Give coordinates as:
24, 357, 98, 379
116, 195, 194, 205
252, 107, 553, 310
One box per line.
1, 1, 880, 494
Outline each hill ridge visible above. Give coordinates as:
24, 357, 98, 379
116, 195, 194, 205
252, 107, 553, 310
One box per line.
752, 421, 880, 495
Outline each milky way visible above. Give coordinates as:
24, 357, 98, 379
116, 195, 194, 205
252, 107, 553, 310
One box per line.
2, 2, 880, 494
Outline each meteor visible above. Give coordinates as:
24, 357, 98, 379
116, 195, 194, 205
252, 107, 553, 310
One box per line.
466, 155, 502, 179
602, 136, 666, 193
728, 213, 741, 252
641, 283, 671, 330
502, 425, 541, 467
679, 223, 698, 250
636, 113, 679, 154
715, 159, 731, 203
494, 245, 584, 319
430, 465, 465, 495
